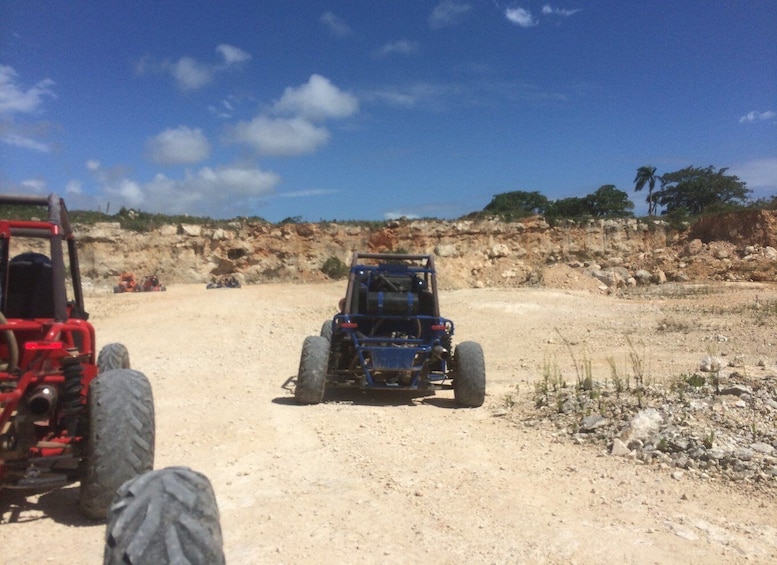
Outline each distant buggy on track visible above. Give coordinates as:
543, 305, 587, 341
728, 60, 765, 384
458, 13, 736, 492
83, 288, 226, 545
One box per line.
295, 252, 485, 407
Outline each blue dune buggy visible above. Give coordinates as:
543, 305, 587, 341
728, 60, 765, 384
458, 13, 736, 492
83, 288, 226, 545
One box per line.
295, 252, 485, 407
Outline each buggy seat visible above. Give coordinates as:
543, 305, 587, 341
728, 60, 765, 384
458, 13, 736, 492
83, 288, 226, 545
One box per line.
4, 252, 55, 319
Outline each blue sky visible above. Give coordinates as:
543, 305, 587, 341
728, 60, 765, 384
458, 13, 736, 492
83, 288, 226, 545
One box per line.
1, 1, 775, 221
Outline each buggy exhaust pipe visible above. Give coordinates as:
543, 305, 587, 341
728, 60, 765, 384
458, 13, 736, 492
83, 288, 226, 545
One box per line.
432, 345, 449, 361
28, 385, 58, 417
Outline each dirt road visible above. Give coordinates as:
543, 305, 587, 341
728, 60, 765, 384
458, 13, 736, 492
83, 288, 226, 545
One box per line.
1, 283, 776, 564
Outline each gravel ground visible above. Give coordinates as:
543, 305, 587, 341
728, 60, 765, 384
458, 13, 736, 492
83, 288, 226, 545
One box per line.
1, 282, 776, 564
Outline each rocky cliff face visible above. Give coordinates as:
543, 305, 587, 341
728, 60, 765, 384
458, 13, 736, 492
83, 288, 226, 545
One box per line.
73, 210, 777, 290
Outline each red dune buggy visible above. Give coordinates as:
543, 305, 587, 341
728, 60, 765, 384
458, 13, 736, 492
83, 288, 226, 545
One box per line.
0, 194, 155, 519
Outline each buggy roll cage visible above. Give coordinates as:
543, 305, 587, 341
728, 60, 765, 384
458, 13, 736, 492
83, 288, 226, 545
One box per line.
342, 252, 441, 318
331, 252, 453, 388
0, 193, 86, 323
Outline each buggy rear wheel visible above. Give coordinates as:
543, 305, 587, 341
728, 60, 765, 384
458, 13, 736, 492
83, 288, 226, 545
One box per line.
295, 335, 329, 405
80, 368, 155, 519
104, 466, 224, 565
97, 343, 130, 373
453, 341, 486, 408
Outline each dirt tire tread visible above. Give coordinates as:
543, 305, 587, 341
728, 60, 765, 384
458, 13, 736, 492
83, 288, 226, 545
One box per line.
104, 466, 224, 565
453, 341, 486, 408
97, 343, 130, 373
295, 335, 329, 404
80, 369, 155, 519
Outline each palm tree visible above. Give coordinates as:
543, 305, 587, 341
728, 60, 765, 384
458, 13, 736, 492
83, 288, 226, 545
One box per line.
634, 166, 660, 216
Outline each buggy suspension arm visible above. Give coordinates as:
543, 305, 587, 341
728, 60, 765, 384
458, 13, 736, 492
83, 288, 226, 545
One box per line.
0, 312, 19, 373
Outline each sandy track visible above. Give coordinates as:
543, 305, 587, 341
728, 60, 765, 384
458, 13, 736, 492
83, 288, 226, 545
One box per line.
1, 283, 776, 564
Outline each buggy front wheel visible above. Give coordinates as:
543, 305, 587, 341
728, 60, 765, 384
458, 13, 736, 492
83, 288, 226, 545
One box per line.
320, 319, 334, 341
295, 336, 329, 405
453, 341, 486, 408
97, 343, 130, 373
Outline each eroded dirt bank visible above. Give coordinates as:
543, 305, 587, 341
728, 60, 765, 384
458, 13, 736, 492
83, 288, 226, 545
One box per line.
75, 210, 777, 290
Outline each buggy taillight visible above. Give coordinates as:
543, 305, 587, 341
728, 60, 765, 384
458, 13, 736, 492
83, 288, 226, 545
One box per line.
24, 341, 64, 351
430, 324, 447, 331
341, 322, 358, 329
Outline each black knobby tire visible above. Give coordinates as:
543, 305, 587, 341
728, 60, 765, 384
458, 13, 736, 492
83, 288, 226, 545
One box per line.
80, 369, 155, 519
104, 466, 225, 565
453, 341, 486, 408
295, 335, 329, 405
97, 342, 130, 373
320, 319, 334, 341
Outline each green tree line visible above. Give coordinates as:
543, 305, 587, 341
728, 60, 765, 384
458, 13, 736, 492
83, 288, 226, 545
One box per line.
1, 164, 765, 226
482, 165, 755, 222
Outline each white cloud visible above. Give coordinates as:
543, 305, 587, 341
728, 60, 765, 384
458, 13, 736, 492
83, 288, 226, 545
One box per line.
542, 5, 582, 17
115, 179, 145, 207
505, 7, 538, 27
229, 116, 330, 156
228, 75, 357, 158
384, 210, 421, 220
20, 178, 47, 193
364, 78, 565, 111
216, 44, 251, 65
321, 11, 351, 37
172, 57, 214, 91
0, 66, 56, 153
208, 105, 231, 119
375, 39, 419, 58
86, 160, 132, 186
363, 81, 462, 109
208, 97, 238, 119
65, 180, 83, 194
192, 165, 279, 196
146, 126, 211, 165
145, 45, 251, 91
429, 1, 471, 29
1, 132, 50, 152
134, 55, 152, 77
731, 157, 777, 190
0, 65, 55, 115
272, 74, 358, 121
103, 165, 279, 216
384, 200, 461, 220
366, 89, 419, 107
739, 110, 776, 124
279, 188, 339, 198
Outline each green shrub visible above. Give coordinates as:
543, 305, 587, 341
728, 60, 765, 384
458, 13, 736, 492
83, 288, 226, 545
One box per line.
321, 256, 349, 279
